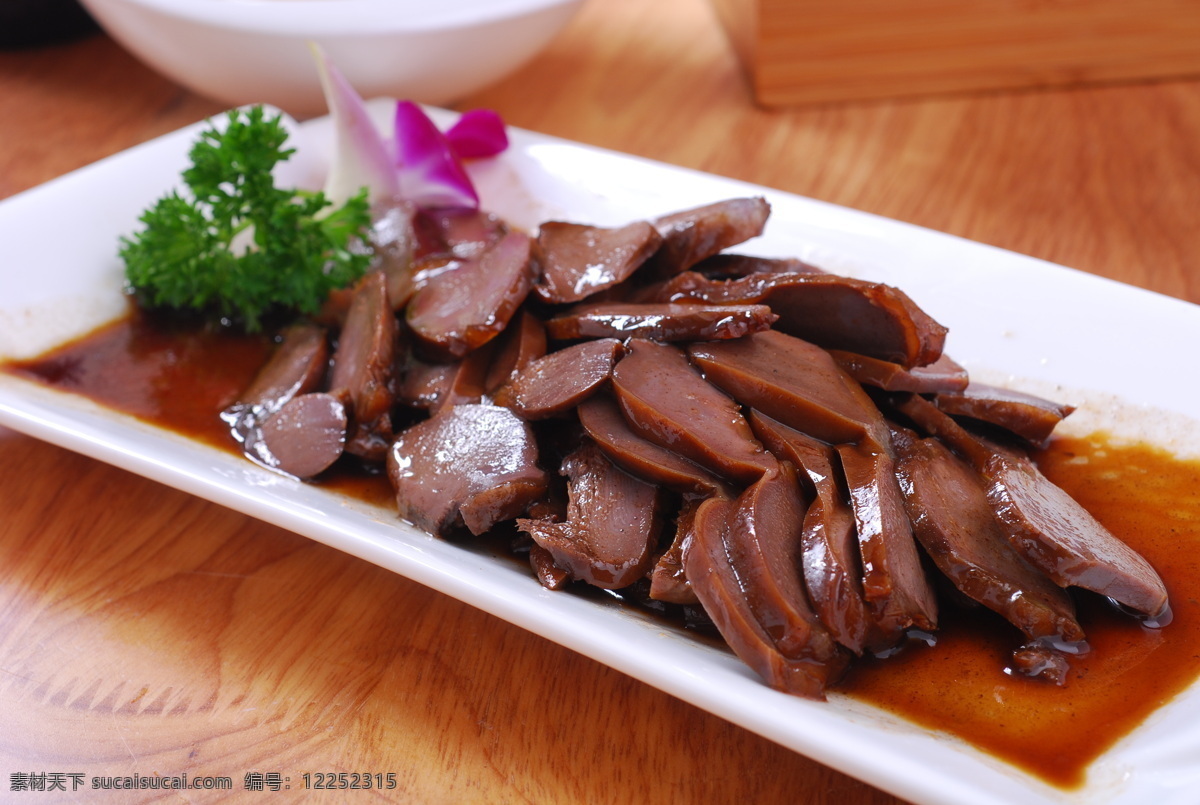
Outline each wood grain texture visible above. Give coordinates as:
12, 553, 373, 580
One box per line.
710, 0, 1200, 106
1, 0, 1199, 801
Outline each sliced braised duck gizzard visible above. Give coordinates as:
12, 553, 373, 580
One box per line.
387, 404, 548, 537
518, 439, 666, 589
890, 425, 1086, 684
484, 309, 547, 394
222, 321, 336, 475
544, 302, 778, 343
691, 253, 826, 280
223, 321, 329, 438
413, 206, 508, 260
829, 350, 970, 395
220, 193, 1171, 699
611, 338, 777, 486
836, 442, 940, 647
931, 382, 1076, 446
687, 329, 887, 448
533, 220, 664, 304
370, 198, 420, 312
749, 412, 875, 655
328, 270, 398, 462
644, 196, 772, 278
896, 393, 1171, 624
653, 270, 947, 368
497, 338, 625, 419
648, 496, 704, 605
257, 392, 348, 480
577, 394, 730, 497
684, 468, 849, 700
406, 229, 535, 360
396, 339, 502, 415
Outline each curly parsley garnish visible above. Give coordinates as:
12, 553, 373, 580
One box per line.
120, 106, 372, 332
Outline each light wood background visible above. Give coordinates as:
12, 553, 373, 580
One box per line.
2, 0, 1199, 802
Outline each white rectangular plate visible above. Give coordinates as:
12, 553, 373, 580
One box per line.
2, 102, 1199, 805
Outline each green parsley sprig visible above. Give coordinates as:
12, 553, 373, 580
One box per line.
120, 106, 372, 332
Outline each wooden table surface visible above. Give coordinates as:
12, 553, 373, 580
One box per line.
2, 0, 1199, 802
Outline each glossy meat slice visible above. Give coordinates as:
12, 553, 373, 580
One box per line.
414, 206, 508, 260
396, 339, 498, 414
406, 230, 535, 359
896, 393, 1171, 622
395, 355, 457, 411
225, 322, 328, 431
371, 198, 420, 311
836, 442, 939, 646
328, 271, 397, 461
657, 271, 946, 368
932, 382, 1075, 445
683, 478, 847, 699
829, 350, 969, 394
692, 253, 826, 279
257, 392, 347, 479
891, 427, 1086, 682
484, 309, 547, 394
611, 339, 777, 485
725, 464, 845, 663
518, 440, 665, 589
529, 543, 571, 590
648, 496, 703, 605
750, 412, 873, 654
544, 302, 777, 342
687, 330, 886, 448
387, 404, 548, 536
646, 197, 771, 278
577, 394, 729, 496
498, 338, 624, 419
533, 220, 663, 303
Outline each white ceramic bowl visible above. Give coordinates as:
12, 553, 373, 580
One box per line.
77, 0, 586, 114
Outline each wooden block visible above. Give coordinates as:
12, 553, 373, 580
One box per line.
710, 0, 1200, 106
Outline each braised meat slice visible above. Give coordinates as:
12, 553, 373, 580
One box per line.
612, 338, 777, 485
545, 302, 777, 342
683, 473, 848, 700
484, 309, 547, 394
529, 543, 571, 590
896, 393, 1171, 622
395, 355, 457, 411
225, 321, 329, 433
577, 394, 729, 496
387, 404, 548, 536
687, 330, 886, 448
498, 338, 624, 419
518, 440, 665, 589
533, 220, 663, 303
406, 229, 534, 359
692, 253, 826, 280
829, 350, 970, 394
932, 382, 1075, 445
656, 271, 946, 368
836, 442, 939, 646
328, 271, 397, 462
892, 426, 1086, 683
370, 198, 420, 311
648, 496, 703, 605
257, 392, 347, 479
750, 412, 873, 654
645, 197, 771, 278
414, 206, 508, 260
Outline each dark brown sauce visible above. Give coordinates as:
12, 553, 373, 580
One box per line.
839, 436, 1200, 787
5, 313, 1200, 790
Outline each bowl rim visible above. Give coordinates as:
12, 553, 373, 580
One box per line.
82, 0, 587, 34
